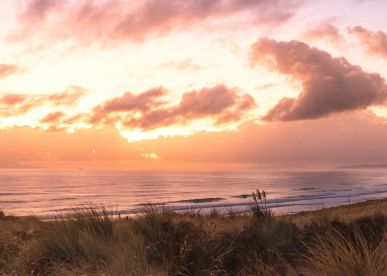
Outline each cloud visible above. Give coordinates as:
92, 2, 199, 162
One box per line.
0, 64, 19, 78
159, 59, 203, 71
41, 111, 65, 123
102, 88, 165, 112
250, 38, 387, 121
0, 94, 26, 105
303, 22, 343, 46
22, 0, 64, 21
3, 112, 387, 169
12, 0, 300, 45
47, 86, 86, 105
89, 85, 255, 130
126, 85, 255, 129
349, 26, 387, 59
90, 87, 166, 124
0, 84, 254, 136
0, 86, 85, 117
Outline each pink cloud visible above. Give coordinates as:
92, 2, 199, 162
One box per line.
303, 22, 343, 46
89, 87, 166, 124
12, 0, 300, 45
250, 38, 387, 121
87, 85, 255, 130
349, 26, 387, 59
124, 85, 255, 129
103, 88, 165, 112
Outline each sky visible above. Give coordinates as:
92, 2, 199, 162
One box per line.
1, 0, 387, 170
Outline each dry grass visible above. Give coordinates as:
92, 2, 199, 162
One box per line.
0, 199, 387, 275
291, 198, 387, 226
304, 230, 387, 276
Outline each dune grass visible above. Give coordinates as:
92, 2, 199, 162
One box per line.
1, 196, 387, 275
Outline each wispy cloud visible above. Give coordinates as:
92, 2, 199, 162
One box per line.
0, 86, 85, 117
303, 21, 344, 46
11, 0, 301, 46
349, 26, 387, 59
0, 64, 20, 79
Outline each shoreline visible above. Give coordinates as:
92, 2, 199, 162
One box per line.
3, 196, 387, 222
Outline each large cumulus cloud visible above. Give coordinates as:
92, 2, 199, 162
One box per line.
250, 38, 387, 121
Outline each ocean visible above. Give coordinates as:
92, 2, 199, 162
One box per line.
1, 169, 387, 218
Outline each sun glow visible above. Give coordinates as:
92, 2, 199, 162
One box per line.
116, 118, 242, 143
141, 152, 160, 160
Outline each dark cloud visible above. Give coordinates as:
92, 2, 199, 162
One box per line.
250, 38, 387, 121
349, 26, 387, 59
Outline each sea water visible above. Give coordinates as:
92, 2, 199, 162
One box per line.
1, 169, 387, 217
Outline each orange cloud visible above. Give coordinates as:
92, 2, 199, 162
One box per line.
0, 94, 26, 105
349, 26, 387, 59
0, 86, 85, 117
40, 111, 65, 123
0, 64, 19, 78
47, 86, 86, 105
251, 38, 387, 121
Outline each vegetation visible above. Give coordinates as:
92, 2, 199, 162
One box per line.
1, 195, 387, 275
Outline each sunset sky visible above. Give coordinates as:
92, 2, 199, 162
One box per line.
1, 0, 387, 170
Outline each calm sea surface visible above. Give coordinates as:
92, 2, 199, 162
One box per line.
1, 169, 387, 217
